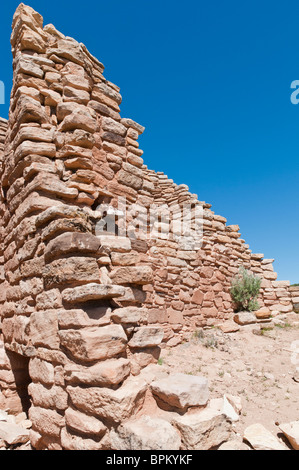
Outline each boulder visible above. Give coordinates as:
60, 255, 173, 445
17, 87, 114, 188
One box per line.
279, 421, 299, 450
255, 307, 271, 319
0, 421, 30, 446
243, 423, 288, 450
151, 373, 209, 411
172, 408, 232, 450
110, 415, 181, 450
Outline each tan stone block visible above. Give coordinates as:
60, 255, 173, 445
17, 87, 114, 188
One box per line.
67, 376, 147, 423
29, 406, 65, 438
58, 325, 127, 362
64, 358, 131, 386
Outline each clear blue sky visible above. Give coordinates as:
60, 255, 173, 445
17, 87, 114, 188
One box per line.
0, 1, 298, 283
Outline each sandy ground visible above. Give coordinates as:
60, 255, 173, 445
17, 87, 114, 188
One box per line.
158, 313, 299, 442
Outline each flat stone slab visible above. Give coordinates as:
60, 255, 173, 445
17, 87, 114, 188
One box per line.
62, 283, 126, 303
0, 421, 30, 446
279, 421, 299, 450
151, 373, 209, 410
243, 423, 288, 450
234, 312, 257, 325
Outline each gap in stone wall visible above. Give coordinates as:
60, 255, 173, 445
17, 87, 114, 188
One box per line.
6, 350, 32, 416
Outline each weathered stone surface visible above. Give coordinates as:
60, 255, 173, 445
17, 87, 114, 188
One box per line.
172, 408, 232, 450
279, 421, 299, 450
60, 428, 105, 451
67, 376, 147, 423
43, 257, 100, 288
28, 383, 68, 411
110, 266, 153, 285
243, 423, 287, 450
58, 325, 127, 362
45, 232, 101, 260
208, 395, 239, 422
151, 373, 209, 410
59, 108, 98, 133
57, 307, 112, 328
234, 312, 257, 325
0, 421, 30, 446
218, 440, 251, 450
111, 307, 148, 324
30, 310, 59, 349
255, 307, 271, 319
29, 407, 65, 438
110, 415, 181, 450
129, 327, 164, 348
65, 408, 107, 437
29, 358, 55, 386
64, 358, 131, 386
96, 235, 131, 253
62, 283, 125, 303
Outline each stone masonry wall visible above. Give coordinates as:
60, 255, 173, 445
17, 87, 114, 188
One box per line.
0, 4, 296, 450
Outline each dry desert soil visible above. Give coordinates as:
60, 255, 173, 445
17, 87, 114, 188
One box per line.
158, 313, 299, 443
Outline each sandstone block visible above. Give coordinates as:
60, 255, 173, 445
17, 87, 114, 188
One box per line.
60, 428, 105, 451
110, 266, 152, 285
172, 408, 232, 450
111, 307, 148, 325
57, 307, 112, 328
43, 257, 100, 288
279, 421, 299, 450
64, 358, 131, 386
29, 358, 55, 386
67, 376, 147, 423
28, 383, 68, 411
234, 311, 257, 325
62, 283, 125, 303
30, 310, 59, 349
151, 373, 209, 411
0, 421, 30, 446
45, 232, 101, 260
255, 307, 271, 319
110, 415, 181, 450
96, 235, 131, 253
29, 407, 65, 438
65, 408, 107, 437
58, 325, 127, 362
129, 327, 164, 349
243, 423, 287, 450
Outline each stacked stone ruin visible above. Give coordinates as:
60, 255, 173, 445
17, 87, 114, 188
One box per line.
0, 4, 297, 450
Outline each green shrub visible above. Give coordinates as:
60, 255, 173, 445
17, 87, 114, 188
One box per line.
230, 266, 261, 312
